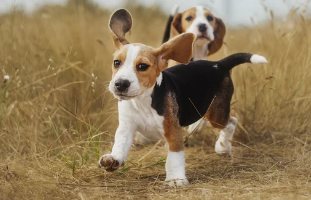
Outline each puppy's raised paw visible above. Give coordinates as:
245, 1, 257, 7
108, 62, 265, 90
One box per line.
98, 154, 124, 172
164, 178, 189, 187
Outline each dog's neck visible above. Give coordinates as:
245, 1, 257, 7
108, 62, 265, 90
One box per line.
192, 40, 209, 61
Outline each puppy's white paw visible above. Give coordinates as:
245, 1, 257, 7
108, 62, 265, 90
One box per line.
214, 117, 237, 155
98, 154, 124, 172
164, 178, 189, 187
215, 140, 232, 155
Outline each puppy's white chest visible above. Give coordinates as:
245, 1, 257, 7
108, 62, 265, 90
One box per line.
118, 96, 164, 140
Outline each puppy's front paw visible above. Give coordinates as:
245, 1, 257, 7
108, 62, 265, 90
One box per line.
164, 178, 189, 187
98, 154, 124, 172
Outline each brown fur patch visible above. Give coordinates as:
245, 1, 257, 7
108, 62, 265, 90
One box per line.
208, 17, 226, 56
170, 13, 183, 38
180, 7, 198, 32
134, 45, 161, 89
205, 76, 233, 129
163, 93, 184, 152
111, 46, 128, 77
168, 60, 179, 68
155, 33, 195, 65
170, 7, 196, 38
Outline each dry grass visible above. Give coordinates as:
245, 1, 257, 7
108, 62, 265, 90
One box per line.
0, 1, 311, 199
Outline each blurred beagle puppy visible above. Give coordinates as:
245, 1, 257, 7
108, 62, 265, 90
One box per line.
98, 9, 267, 187
163, 5, 226, 65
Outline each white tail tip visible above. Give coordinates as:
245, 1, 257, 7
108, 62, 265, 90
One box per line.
171, 5, 179, 16
250, 54, 268, 64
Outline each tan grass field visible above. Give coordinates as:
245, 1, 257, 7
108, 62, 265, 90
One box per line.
0, 1, 311, 199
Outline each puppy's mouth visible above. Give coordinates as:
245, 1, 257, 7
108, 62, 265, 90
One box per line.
114, 93, 139, 100
196, 35, 211, 41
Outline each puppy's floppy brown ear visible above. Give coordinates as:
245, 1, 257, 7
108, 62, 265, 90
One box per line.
109, 9, 132, 49
155, 33, 195, 70
208, 17, 226, 56
170, 13, 182, 38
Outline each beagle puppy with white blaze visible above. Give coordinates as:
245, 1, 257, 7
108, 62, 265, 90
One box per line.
98, 9, 268, 187
163, 5, 226, 64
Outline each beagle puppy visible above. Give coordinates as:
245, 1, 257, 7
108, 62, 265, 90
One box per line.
98, 9, 267, 187
163, 5, 226, 64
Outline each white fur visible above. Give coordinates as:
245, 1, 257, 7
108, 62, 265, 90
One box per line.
130, 87, 165, 141
186, 6, 214, 61
110, 123, 135, 162
165, 150, 188, 186
109, 45, 141, 100
156, 72, 163, 86
98, 103, 137, 165
215, 117, 238, 155
132, 79, 164, 144
250, 54, 268, 64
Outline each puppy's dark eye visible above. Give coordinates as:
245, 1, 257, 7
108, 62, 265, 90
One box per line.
186, 16, 193, 21
207, 15, 214, 21
114, 60, 121, 68
136, 63, 149, 71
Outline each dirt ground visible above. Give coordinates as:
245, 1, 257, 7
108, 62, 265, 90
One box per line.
2, 140, 311, 199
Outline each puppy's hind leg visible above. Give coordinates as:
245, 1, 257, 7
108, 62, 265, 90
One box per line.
214, 116, 237, 155
206, 76, 236, 155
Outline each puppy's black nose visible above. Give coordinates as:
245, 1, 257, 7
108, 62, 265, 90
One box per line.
115, 79, 130, 92
198, 23, 207, 33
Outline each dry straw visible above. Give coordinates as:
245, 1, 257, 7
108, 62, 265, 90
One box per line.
0, 1, 310, 199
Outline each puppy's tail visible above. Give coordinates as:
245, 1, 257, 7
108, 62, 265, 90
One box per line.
162, 5, 179, 44
218, 53, 268, 71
